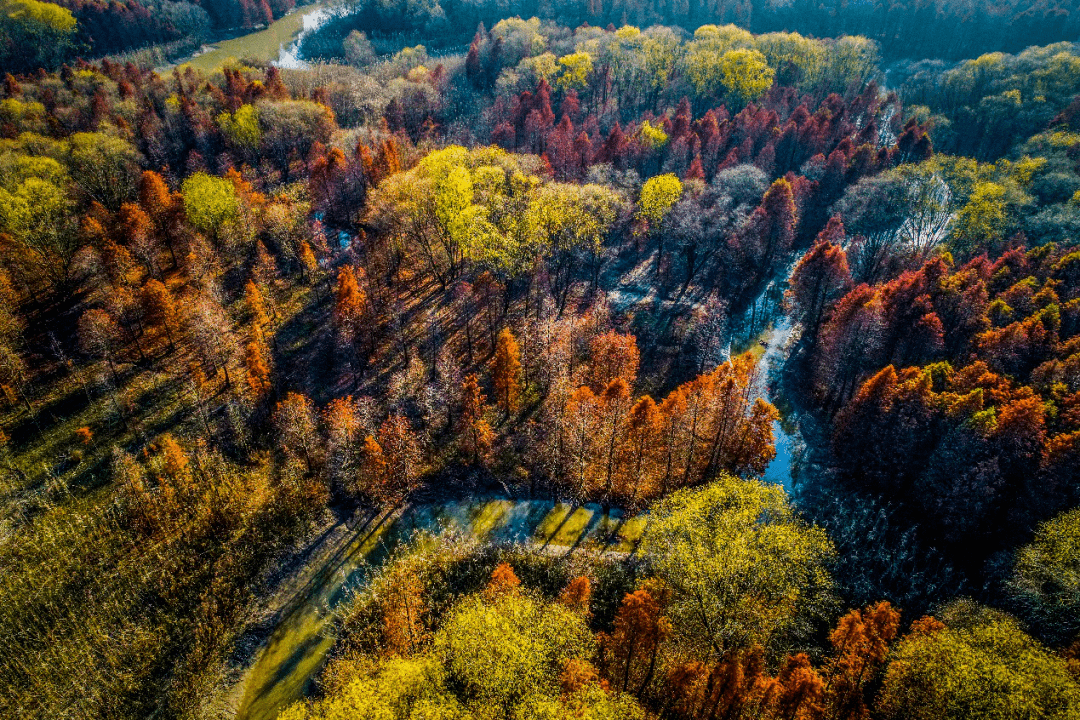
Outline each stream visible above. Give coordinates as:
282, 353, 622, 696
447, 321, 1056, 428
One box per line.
724, 271, 801, 492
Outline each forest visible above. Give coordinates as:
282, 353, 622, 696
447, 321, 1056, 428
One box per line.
1, 2, 1080, 720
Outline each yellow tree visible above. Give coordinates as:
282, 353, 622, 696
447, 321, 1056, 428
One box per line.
643, 476, 835, 660
637, 174, 683, 227
638, 174, 683, 269
718, 49, 775, 106
877, 601, 1080, 720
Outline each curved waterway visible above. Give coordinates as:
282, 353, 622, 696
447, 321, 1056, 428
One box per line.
167, 3, 329, 73
724, 270, 801, 491
230, 499, 647, 720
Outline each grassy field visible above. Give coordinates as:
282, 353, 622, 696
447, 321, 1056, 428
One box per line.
177, 3, 327, 73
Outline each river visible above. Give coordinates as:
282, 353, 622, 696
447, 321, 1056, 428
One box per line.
724, 269, 802, 491
164, 3, 330, 73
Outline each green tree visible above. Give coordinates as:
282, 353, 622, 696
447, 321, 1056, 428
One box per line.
0, 0, 77, 72
718, 48, 775, 105
67, 133, 140, 211
637, 174, 683, 226
217, 104, 262, 152
557, 52, 593, 91
0, 177, 78, 289
1009, 508, 1080, 644
526, 181, 623, 303
642, 475, 835, 659
182, 172, 239, 241
951, 181, 1008, 253
878, 601, 1080, 720
434, 590, 594, 711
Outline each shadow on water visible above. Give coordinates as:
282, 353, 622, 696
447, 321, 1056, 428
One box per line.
724, 270, 802, 493
234, 497, 647, 720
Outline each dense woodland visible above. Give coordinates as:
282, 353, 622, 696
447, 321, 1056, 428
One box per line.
1, 4, 1080, 720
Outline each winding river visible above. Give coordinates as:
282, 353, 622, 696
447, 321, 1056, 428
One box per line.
166, 3, 330, 73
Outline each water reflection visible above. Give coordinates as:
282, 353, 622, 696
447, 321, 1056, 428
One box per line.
274, 6, 330, 69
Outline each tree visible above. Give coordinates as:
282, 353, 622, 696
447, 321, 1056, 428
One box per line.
558, 576, 592, 617
0, 177, 78, 290
877, 601, 1080, 720
492, 327, 522, 418
951, 181, 1008, 254
378, 557, 428, 656
622, 395, 661, 505
483, 562, 522, 601
181, 172, 239, 241
244, 336, 272, 402
357, 434, 388, 502
718, 49, 775, 106
244, 279, 270, 334
333, 265, 367, 352
184, 291, 238, 390
0, 272, 28, 412
600, 580, 672, 694
743, 178, 797, 274
324, 396, 362, 496
375, 415, 421, 503
258, 101, 336, 180
298, 241, 319, 283
138, 170, 173, 222
459, 374, 493, 465
217, 104, 262, 153
273, 392, 320, 474
1008, 508, 1080, 644
67, 133, 140, 211
525, 182, 623, 311
643, 476, 835, 659
588, 331, 640, 391
820, 601, 900, 719
434, 580, 595, 710
596, 378, 632, 501
78, 308, 123, 384
141, 280, 179, 352
638, 174, 683, 227
0, 0, 77, 73
786, 217, 852, 342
